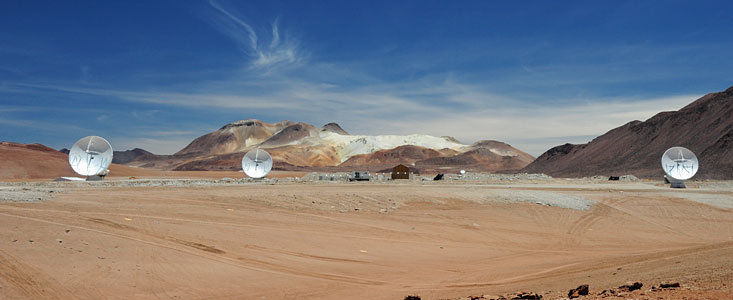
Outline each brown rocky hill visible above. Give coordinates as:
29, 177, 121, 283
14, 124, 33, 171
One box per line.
522, 86, 733, 179
260, 123, 319, 148
175, 119, 293, 156
0, 142, 159, 180
0, 142, 76, 179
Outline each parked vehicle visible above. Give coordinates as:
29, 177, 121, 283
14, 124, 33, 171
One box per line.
348, 171, 371, 181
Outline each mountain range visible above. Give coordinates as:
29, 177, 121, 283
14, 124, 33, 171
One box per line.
122, 120, 535, 173
5, 86, 731, 179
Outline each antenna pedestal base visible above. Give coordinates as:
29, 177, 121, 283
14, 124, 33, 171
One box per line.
86, 175, 106, 181
670, 182, 686, 188
667, 177, 686, 188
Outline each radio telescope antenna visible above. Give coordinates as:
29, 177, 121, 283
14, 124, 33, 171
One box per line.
68, 136, 113, 180
242, 148, 273, 179
661, 146, 698, 188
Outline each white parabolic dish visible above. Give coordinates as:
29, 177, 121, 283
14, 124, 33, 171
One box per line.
661, 146, 698, 181
242, 148, 272, 178
69, 136, 113, 176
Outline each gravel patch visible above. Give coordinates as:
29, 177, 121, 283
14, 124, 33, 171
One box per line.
582, 174, 640, 182
698, 181, 733, 190
0, 187, 60, 202
485, 189, 596, 210
662, 192, 733, 209
0, 178, 291, 189
436, 173, 553, 181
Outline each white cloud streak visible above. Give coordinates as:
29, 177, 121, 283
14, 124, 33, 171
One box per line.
208, 1, 303, 70
146, 130, 206, 136
0, 116, 89, 134
208, 0, 257, 50
270, 17, 280, 49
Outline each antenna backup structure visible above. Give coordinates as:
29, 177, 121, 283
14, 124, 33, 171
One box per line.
242, 148, 272, 179
68, 136, 113, 181
661, 146, 698, 188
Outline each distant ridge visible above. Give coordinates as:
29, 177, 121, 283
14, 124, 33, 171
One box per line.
522, 86, 733, 179
113, 148, 154, 164
339, 145, 451, 169
416, 140, 534, 173
60, 147, 155, 164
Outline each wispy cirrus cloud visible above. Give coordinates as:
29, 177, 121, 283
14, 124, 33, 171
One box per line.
0, 116, 89, 134
208, 0, 304, 70
146, 130, 210, 137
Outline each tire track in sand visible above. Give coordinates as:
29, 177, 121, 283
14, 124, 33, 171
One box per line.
86, 217, 387, 286
566, 202, 612, 237
0, 211, 387, 287
0, 249, 75, 299
443, 240, 733, 289
0, 206, 593, 254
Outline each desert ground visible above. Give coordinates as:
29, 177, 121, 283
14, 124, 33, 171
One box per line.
0, 174, 731, 299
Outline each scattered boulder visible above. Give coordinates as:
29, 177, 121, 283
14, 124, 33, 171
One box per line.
568, 284, 589, 298
659, 281, 680, 288
620, 174, 639, 181
510, 291, 542, 299
619, 281, 643, 291
478, 295, 504, 300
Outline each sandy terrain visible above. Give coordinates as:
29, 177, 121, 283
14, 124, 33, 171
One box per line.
0, 178, 731, 299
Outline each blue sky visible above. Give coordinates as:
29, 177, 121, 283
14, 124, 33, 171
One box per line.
1, 0, 731, 156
